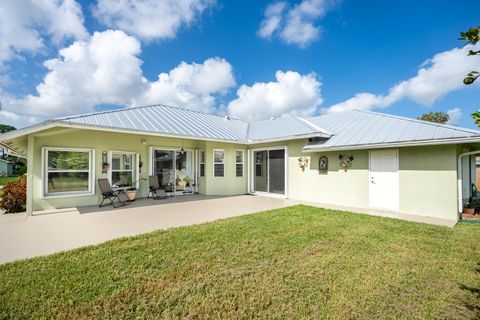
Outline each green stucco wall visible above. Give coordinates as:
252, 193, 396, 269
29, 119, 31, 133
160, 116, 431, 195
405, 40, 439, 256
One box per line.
29, 129, 247, 212
27, 127, 459, 221
250, 140, 459, 221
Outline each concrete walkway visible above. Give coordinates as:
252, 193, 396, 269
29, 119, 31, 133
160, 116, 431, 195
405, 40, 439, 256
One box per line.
0, 195, 457, 264
0, 195, 291, 264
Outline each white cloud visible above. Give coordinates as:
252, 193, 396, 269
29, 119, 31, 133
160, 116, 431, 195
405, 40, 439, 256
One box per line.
137, 57, 236, 112
326, 45, 480, 114
1, 30, 235, 127
257, 2, 286, 39
227, 70, 323, 121
93, 0, 215, 41
257, 0, 335, 48
447, 107, 462, 125
0, 0, 87, 64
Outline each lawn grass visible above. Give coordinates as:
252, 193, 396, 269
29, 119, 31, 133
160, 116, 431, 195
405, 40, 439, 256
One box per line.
0, 175, 18, 186
0, 205, 479, 319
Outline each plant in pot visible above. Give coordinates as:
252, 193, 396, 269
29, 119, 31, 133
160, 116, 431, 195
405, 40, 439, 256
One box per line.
471, 194, 480, 214
121, 175, 137, 202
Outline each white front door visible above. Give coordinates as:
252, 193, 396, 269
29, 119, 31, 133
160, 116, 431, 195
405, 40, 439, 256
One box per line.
369, 149, 399, 211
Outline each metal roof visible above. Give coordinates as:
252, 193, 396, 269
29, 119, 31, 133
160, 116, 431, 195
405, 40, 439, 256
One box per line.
55, 105, 328, 143
57, 105, 249, 142
304, 109, 480, 150
247, 114, 330, 142
2, 105, 480, 149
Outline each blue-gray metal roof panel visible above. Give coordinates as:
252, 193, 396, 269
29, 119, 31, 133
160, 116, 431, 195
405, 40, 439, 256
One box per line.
19, 106, 480, 146
307, 109, 480, 148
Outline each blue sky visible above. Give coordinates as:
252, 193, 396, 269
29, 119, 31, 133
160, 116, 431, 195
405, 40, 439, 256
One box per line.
0, 0, 479, 128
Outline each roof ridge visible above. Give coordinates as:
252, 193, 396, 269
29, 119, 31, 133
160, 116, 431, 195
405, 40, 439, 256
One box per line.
354, 109, 480, 134
294, 116, 331, 135
56, 104, 246, 123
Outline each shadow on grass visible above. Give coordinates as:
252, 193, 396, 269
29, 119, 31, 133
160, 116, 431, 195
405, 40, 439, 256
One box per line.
460, 263, 480, 316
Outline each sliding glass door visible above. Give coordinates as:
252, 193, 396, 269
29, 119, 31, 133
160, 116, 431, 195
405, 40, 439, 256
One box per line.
153, 149, 194, 194
252, 149, 285, 195
153, 150, 175, 192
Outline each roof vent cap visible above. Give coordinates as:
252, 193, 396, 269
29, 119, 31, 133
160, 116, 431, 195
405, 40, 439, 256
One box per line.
224, 116, 231, 120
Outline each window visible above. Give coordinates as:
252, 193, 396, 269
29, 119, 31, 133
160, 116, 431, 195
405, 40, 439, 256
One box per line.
199, 150, 205, 177
44, 148, 94, 196
110, 151, 136, 188
255, 152, 263, 177
213, 149, 224, 177
236, 150, 244, 177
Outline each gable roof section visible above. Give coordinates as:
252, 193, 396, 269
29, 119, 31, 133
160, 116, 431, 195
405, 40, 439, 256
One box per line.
304, 109, 480, 151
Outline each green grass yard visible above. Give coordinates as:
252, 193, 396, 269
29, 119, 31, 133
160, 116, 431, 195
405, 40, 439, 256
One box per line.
1, 205, 479, 319
0, 175, 18, 186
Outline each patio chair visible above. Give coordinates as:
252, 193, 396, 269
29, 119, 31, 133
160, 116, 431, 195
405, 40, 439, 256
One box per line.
148, 175, 168, 200
98, 178, 130, 208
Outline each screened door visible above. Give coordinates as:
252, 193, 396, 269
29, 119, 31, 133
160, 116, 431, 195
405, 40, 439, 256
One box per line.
268, 149, 285, 194
252, 149, 285, 195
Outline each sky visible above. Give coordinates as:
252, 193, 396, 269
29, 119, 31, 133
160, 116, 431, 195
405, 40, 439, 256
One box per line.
0, 0, 479, 129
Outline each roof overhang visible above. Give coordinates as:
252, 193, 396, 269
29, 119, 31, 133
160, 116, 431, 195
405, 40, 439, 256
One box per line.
0, 141, 27, 158
302, 136, 480, 152
0, 120, 333, 147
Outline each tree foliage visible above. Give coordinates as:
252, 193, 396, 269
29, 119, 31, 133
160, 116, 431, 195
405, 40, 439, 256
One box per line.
0, 124, 16, 134
418, 112, 449, 124
459, 26, 480, 85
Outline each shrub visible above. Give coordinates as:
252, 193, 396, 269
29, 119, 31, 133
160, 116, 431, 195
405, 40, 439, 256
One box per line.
0, 175, 27, 213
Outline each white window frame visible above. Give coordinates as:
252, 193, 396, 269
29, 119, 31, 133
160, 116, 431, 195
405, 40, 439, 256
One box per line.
199, 150, 205, 177
108, 150, 139, 189
42, 147, 95, 198
235, 150, 244, 177
213, 149, 225, 177
249, 146, 288, 198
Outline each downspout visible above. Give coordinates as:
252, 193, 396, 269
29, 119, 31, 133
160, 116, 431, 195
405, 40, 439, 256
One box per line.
457, 150, 480, 215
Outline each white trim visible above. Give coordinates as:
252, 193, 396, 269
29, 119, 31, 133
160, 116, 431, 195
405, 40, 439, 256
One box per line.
368, 149, 399, 211
42, 147, 95, 198
247, 149, 251, 193
199, 149, 205, 177
248, 146, 287, 198
235, 149, 244, 177
107, 150, 139, 188
457, 150, 480, 215
213, 149, 225, 177
303, 136, 480, 152
151, 147, 195, 193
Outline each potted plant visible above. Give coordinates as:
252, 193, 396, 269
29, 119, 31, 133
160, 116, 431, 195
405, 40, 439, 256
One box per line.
463, 204, 475, 215
123, 176, 141, 202
124, 187, 137, 201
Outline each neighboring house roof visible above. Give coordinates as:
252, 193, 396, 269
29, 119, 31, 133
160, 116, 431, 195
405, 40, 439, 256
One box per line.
1, 105, 480, 153
304, 109, 480, 151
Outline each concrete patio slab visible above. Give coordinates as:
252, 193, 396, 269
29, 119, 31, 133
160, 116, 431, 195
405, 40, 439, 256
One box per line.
0, 195, 291, 264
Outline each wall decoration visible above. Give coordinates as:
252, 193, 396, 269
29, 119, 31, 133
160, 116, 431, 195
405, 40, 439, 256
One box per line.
339, 154, 354, 171
319, 156, 328, 173
298, 157, 309, 171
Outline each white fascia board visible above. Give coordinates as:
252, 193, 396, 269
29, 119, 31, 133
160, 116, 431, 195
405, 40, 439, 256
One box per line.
302, 136, 480, 152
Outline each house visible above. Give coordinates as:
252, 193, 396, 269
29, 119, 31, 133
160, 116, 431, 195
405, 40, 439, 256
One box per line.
0, 159, 13, 176
1, 104, 479, 222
